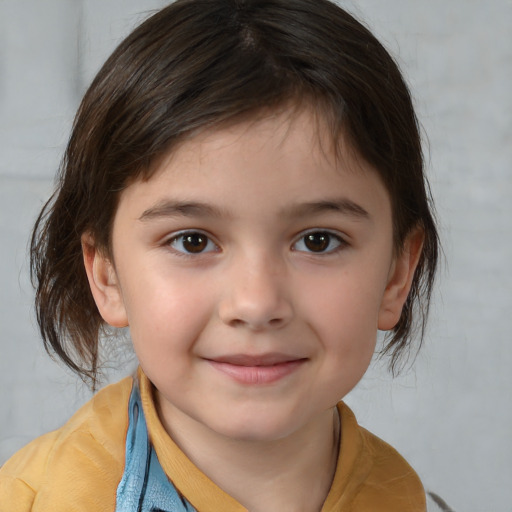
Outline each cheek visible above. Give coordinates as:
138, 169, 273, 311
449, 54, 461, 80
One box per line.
313, 290, 378, 398
123, 271, 216, 360
298, 270, 383, 379
302, 269, 385, 337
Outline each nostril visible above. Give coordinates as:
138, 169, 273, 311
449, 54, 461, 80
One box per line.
218, 287, 294, 330
226, 316, 286, 330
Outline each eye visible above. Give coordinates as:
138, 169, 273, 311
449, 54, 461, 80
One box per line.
168, 231, 218, 255
293, 231, 345, 254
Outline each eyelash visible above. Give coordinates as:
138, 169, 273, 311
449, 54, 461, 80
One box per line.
292, 230, 347, 255
166, 231, 219, 256
166, 229, 347, 256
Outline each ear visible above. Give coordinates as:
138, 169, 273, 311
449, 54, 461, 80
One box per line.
378, 227, 424, 331
82, 233, 128, 328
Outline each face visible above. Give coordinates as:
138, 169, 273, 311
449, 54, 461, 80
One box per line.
85, 107, 419, 443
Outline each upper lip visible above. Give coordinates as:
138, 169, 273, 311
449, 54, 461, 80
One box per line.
206, 353, 307, 366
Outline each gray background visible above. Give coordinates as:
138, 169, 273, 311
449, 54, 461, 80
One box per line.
1, 1, 511, 511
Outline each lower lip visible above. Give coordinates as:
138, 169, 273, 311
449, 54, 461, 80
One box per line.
207, 360, 306, 385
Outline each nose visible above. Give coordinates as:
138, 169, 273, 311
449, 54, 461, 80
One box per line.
218, 254, 293, 331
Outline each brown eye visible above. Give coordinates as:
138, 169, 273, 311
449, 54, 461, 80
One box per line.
170, 232, 217, 254
293, 231, 344, 254
304, 233, 330, 252
183, 233, 207, 253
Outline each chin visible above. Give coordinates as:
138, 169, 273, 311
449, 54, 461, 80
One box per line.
209, 412, 303, 443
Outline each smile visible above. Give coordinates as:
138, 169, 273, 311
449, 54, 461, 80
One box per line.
205, 354, 307, 385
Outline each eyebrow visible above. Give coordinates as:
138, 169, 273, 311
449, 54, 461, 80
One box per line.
283, 199, 370, 220
139, 200, 228, 221
138, 198, 370, 222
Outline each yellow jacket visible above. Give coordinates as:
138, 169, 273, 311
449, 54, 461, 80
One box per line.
0, 372, 426, 511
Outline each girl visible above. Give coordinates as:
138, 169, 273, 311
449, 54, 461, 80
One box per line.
0, 0, 439, 510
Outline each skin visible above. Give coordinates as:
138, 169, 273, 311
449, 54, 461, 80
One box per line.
83, 107, 423, 511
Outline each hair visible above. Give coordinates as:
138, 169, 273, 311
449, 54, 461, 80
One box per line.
31, 0, 439, 388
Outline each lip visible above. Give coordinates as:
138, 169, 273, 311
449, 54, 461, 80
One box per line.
205, 353, 307, 385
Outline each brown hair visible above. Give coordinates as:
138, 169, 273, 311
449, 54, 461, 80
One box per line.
31, 0, 439, 387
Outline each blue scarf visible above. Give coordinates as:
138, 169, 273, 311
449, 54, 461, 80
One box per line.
115, 384, 197, 512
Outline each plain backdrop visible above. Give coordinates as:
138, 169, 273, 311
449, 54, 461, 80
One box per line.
1, 1, 511, 511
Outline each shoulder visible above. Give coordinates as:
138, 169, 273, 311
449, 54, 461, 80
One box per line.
335, 403, 426, 512
0, 376, 134, 512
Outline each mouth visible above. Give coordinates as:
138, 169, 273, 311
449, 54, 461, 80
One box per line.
205, 353, 307, 385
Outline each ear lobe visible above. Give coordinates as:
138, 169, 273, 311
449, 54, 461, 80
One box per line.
378, 227, 424, 331
82, 234, 128, 328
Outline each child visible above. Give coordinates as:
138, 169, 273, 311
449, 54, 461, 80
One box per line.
0, 0, 439, 510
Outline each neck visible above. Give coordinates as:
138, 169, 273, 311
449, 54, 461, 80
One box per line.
157, 398, 340, 512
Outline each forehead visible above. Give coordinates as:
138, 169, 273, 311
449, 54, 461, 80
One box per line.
154, 106, 367, 180
117, 106, 391, 223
